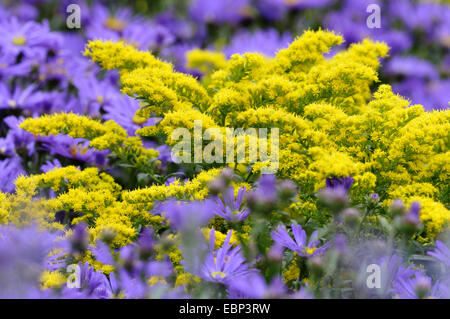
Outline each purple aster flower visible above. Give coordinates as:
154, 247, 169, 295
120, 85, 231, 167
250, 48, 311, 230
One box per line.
324, 0, 385, 44
255, 0, 288, 21
198, 229, 254, 285
85, 4, 172, 52
392, 78, 450, 111
3, 115, 36, 156
0, 225, 67, 298
290, 286, 314, 299
0, 134, 15, 157
428, 240, 450, 268
70, 223, 89, 255
161, 42, 200, 74
393, 273, 449, 299
0, 156, 25, 193
28, 91, 67, 114
115, 267, 147, 298
156, 11, 195, 40
214, 186, 250, 222
137, 227, 156, 260
224, 29, 292, 58
40, 134, 109, 168
405, 202, 421, 224
3, 3, 40, 22
0, 83, 44, 111
271, 223, 329, 257
155, 143, 175, 172
325, 176, 354, 192
0, 53, 33, 78
333, 233, 351, 258
61, 262, 116, 299
85, 4, 136, 35
388, 0, 442, 33
103, 94, 158, 136
290, 0, 336, 9
0, 17, 61, 59
189, 0, 253, 25
248, 174, 277, 204
35, 52, 74, 88
89, 18, 174, 51
91, 241, 115, 267
228, 273, 287, 299
318, 176, 353, 210
156, 199, 215, 231
371, 30, 412, 54
385, 56, 439, 80
40, 159, 62, 174
71, 75, 121, 117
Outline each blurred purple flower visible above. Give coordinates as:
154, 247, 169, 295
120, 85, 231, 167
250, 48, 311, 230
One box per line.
103, 94, 158, 136
325, 176, 354, 193
224, 29, 292, 57
214, 186, 250, 222
156, 199, 215, 231
0, 17, 61, 59
271, 223, 329, 257
228, 273, 287, 298
198, 229, 254, 284
189, 0, 252, 25
40, 134, 109, 167
0, 225, 67, 298
428, 241, 450, 268
0, 156, 25, 193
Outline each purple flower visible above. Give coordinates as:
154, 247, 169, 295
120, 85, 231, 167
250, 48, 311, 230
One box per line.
40, 134, 109, 167
0, 17, 61, 59
228, 273, 287, 299
189, 0, 252, 25
137, 227, 156, 260
198, 229, 254, 284
325, 176, 354, 193
271, 223, 329, 257
428, 240, 450, 268
372, 30, 412, 54
156, 11, 195, 40
0, 83, 44, 111
248, 174, 277, 203
224, 29, 292, 58
85, 4, 174, 52
214, 186, 250, 222
161, 42, 200, 74
156, 199, 215, 231
393, 272, 449, 299
61, 262, 116, 299
71, 75, 122, 117
91, 241, 115, 266
0, 225, 67, 298
385, 56, 439, 80
286, 0, 336, 10
103, 94, 158, 136
0, 156, 25, 193
370, 193, 380, 203
0, 53, 33, 78
255, 0, 288, 21
3, 115, 36, 156
405, 202, 421, 224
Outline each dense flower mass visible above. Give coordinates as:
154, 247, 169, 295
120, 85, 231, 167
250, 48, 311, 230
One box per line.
0, 0, 449, 299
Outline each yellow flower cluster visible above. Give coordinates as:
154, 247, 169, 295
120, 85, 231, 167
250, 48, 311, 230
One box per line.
82, 29, 449, 238
20, 113, 160, 172
2, 165, 224, 248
